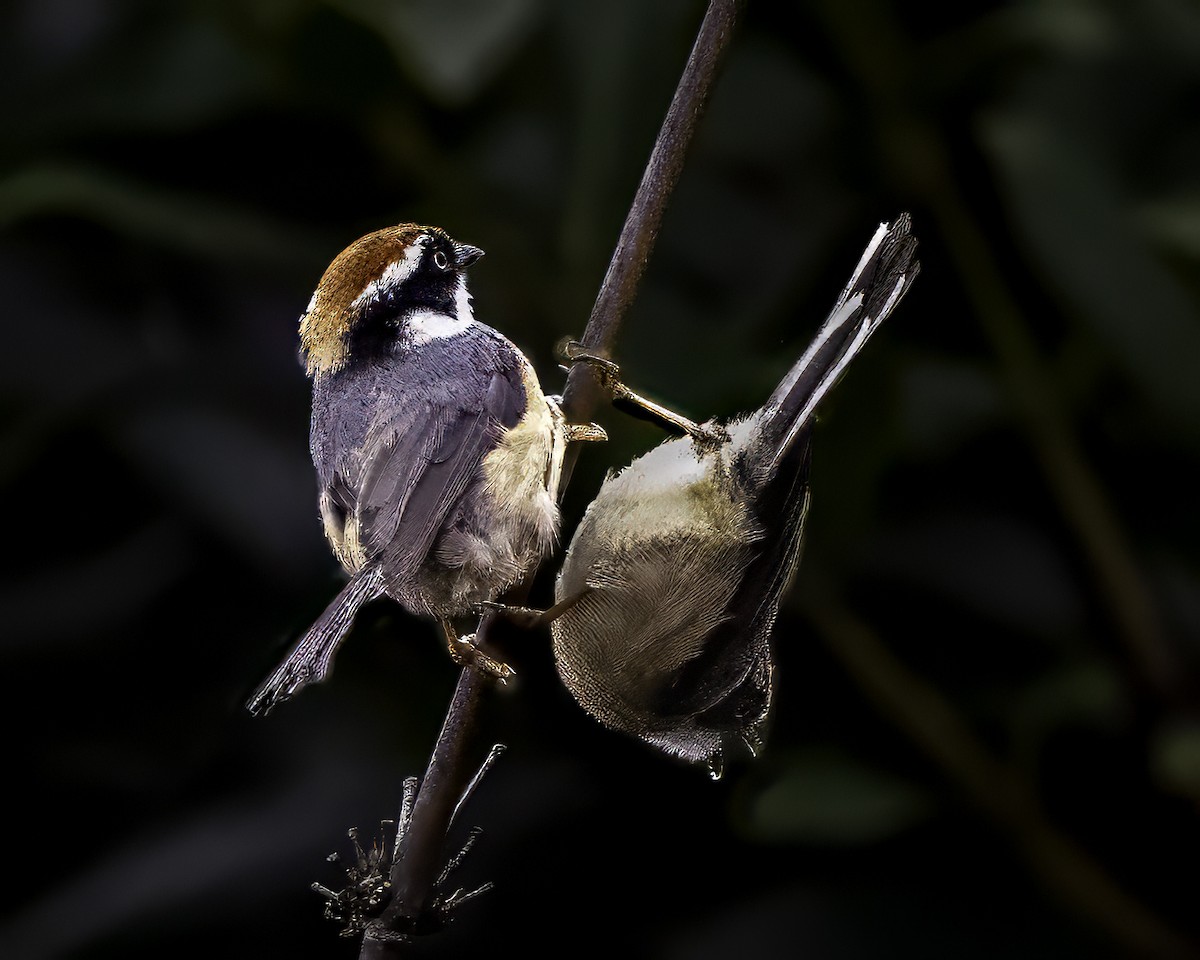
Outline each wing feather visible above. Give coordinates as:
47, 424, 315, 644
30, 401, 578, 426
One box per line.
345, 367, 524, 579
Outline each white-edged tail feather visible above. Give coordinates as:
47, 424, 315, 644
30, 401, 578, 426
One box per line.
759, 214, 919, 472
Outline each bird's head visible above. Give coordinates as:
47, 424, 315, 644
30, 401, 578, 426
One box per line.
299, 224, 484, 378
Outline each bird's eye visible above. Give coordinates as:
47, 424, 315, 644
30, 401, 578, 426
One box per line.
433, 250, 449, 271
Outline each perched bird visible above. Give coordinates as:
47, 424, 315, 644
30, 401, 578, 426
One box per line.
552, 215, 919, 776
248, 223, 603, 716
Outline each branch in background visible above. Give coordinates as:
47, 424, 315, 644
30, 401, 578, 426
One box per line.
808, 2, 1192, 950
815, 0, 1180, 707
803, 591, 1196, 960
927, 161, 1176, 701
358, 1, 746, 953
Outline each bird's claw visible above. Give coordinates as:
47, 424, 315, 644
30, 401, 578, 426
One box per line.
564, 421, 607, 443
447, 634, 515, 683
557, 338, 727, 446
558, 339, 621, 378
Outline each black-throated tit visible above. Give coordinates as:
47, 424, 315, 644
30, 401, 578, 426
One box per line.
248, 224, 603, 716
551, 215, 919, 776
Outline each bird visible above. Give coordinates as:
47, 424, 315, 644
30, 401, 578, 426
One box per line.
550, 214, 919, 777
248, 223, 604, 716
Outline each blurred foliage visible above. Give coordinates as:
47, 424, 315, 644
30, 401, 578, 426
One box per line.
2, 0, 1199, 957
736, 747, 935, 846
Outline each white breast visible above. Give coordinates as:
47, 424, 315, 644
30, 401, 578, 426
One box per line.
400, 309, 472, 346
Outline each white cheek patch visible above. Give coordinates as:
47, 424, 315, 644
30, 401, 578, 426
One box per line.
408, 308, 475, 346
351, 242, 424, 312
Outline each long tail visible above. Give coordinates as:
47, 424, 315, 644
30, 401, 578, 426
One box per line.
756, 214, 919, 471
246, 567, 384, 716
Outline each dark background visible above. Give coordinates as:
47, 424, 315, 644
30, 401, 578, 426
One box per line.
3, 0, 1200, 957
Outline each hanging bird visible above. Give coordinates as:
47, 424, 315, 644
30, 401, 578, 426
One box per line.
551, 215, 919, 776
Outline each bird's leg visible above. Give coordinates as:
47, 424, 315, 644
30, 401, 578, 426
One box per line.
441, 620, 515, 683
472, 588, 592, 630
558, 340, 728, 446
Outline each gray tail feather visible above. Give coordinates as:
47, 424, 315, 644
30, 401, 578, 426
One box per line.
757, 214, 919, 470
246, 567, 384, 717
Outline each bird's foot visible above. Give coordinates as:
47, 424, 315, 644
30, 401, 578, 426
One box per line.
557, 340, 623, 387
558, 340, 728, 446
563, 421, 607, 443
543, 394, 607, 444
447, 633, 515, 683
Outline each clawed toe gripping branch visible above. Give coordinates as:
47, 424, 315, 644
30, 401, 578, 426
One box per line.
560, 339, 730, 447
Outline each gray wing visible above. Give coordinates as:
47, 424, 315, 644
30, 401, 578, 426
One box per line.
325, 362, 527, 581
660, 441, 813, 720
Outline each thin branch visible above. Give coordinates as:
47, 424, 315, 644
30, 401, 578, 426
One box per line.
803, 590, 1196, 960
560, 0, 747, 431
940, 181, 1175, 695
357, 1, 746, 952
359, 669, 485, 954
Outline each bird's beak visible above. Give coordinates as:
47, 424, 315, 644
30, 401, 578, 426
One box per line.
455, 243, 485, 268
